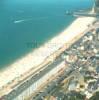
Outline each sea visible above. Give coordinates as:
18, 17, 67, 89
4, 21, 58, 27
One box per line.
0, 0, 93, 69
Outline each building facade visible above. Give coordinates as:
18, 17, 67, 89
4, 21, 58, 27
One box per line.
95, 0, 99, 13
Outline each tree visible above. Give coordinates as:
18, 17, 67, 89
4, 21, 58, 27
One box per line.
89, 91, 99, 100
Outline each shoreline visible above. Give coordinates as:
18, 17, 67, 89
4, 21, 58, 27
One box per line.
0, 19, 73, 71
0, 17, 95, 89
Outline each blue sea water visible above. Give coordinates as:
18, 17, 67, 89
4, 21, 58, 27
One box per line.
0, 0, 93, 69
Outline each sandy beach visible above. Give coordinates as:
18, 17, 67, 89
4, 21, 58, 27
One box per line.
0, 17, 95, 90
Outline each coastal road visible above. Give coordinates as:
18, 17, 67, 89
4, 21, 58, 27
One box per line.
2, 51, 65, 100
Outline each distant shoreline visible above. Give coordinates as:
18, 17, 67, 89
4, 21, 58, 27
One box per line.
0, 17, 95, 90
